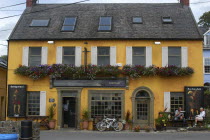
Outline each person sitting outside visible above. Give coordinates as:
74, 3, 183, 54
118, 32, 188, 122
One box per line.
194, 107, 205, 127
174, 107, 184, 121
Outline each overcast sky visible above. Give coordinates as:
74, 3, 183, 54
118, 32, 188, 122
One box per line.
0, 0, 210, 56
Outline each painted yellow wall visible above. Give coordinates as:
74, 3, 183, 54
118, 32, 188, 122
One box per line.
7, 40, 203, 129
0, 67, 7, 120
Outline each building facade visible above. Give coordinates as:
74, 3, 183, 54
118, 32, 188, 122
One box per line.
0, 58, 7, 121
7, 0, 203, 129
203, 29, 210, 83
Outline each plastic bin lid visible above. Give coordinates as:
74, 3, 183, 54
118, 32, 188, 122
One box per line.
0, 134, 19, 139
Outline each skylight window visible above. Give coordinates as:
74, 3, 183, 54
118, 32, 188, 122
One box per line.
98, 17, 112, 31
133, 17, 143, 24
61, 17, 77, 32
162, 17, 173, 23
30, 19, 50, 27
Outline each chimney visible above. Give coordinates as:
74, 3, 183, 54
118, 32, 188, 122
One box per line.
26, 0, 37, 7
180, 0, 190, 6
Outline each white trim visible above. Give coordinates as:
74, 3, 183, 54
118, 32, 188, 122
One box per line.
164, 92, 171, 112
41, 47, 48, 65
126, 46, 132, 65
56, 46, 63, 64
146, 46, 152, 67
75, 46, 82, 66
40, 91, 46, 116
22, 47, 29, 66
162, 47, 168, 67
91, 46, 97, 65
110, 46, 116, 66
181, 47, 188, 67
203, 29, 210, 36
203, 57, 210, 74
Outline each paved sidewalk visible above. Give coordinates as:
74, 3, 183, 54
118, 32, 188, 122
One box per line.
40, 130, 210, 140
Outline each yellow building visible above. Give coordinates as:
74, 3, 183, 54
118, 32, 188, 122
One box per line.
0, 58, 7, 121
7, 0, 203, 129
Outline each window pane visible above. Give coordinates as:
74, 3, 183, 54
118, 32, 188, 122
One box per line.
61, 26, 75, 31
30, 47, 41, 55
98, 47, 110, 55
162, 17, 172, 23
98, 26, 111, 31
168, 56, 181, 67
168, 47, 181, 55
133, 56, 145, 66
133, 17, 142, 23
205, 66, 210, 73
30, 20, 49, 26
100, 17, 112, 25
63, 56, 75, 65
63, 47, 75, 55
28, 92, 40, 116
170, 92, 184, 113
63, 17, 76, 25
133, 47, 145, 55
98, 56, 110, 66
205, 58, 210, 66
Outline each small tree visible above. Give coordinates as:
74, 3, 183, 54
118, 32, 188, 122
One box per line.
198, 11, 210, 27
0, 55, 7, 62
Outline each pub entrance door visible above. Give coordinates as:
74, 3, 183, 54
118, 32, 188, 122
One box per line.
63, 97, 76, 128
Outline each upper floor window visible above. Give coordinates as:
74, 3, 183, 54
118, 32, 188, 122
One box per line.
168, 47, 181, 67
132, 47, 146, 66
98, 17, 112, 31
97, 47, 110, 65
204, 57, 210, 74
61, 17, 77, 32
29, 47, 41, 66
63, 47, 75, 65
133, 17, 143, 24
30, 19, 50, 27
205, 32, 210, 46
162, 17, 173, 24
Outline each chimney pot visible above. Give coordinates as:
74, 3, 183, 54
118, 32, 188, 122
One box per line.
180, 0, 190, 6
26, 0, 37, 7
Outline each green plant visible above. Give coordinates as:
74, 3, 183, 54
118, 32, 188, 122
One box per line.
48, 104, 56, 121
204, 89, 210, 95
133, 125, 140, 132
155, 112, 169, 126
82, 109, 89, 121
144, 125, 151, 132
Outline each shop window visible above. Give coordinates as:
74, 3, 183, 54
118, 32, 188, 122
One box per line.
97, 47, 110, 65
168, 47, 181, 67
29, 47, 42, 66
204, 57, 210, 74
170, 92, 184, 113
62, 47, 75, 65
90, 93, 122, 118
132, 47, 146, 66
27, 92, 40, 116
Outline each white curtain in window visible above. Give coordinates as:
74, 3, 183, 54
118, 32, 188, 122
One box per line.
75, 46, 82, 66
40, 91, 46, 116
41, 47, 48, 65
164, 92, 171, 112
146, 46, 152, 67
91, 46, 97, 65
110, 46, 116, 66
181, 47, 188, 67
126, 46, 132, 65
162, 47, 168, 67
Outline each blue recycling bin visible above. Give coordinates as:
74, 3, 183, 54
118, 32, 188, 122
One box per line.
0, 134, 19, 140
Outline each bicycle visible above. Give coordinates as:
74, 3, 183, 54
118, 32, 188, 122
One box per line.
96, 115, 124, 132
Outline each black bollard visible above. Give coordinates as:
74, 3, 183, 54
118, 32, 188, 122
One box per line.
21, 120, 32, 140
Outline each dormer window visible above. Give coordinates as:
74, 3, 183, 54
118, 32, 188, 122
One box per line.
61, 17, 77, 32
162, 17, 173, 23
30, 19, 50, 27
204, 32, 210, 47
133, 17, 143, 24
98, 17, 112, 32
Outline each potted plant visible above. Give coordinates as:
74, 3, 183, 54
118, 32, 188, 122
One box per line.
133, 125, 140, 132
82, 109, 89, 130
155, 112, 169, 131
144, 125, 151, 132
125, 110, 132, 130
48, 104, 56, 129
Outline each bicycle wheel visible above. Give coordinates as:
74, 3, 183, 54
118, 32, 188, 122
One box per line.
113, 121, 123, 131
96, 122, 107, 131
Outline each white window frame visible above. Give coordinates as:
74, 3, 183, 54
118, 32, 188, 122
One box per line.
204, 57, 210, 74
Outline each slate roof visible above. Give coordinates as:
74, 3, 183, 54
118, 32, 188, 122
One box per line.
9, 3, 202, 40
0, 58, 7, 69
